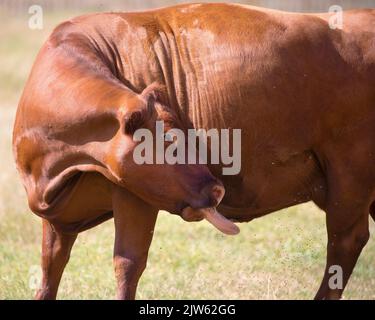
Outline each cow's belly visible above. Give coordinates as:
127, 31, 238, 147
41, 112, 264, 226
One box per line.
217, 149, 327, 221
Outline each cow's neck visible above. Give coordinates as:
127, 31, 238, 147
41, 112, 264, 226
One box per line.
149, 31, 235, 132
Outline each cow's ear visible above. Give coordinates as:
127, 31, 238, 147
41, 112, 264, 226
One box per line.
141, 82, 168, 107
122, 83, 167, 135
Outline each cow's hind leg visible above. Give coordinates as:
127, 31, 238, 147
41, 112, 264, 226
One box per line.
315, 210, 369, 300
314, 147, 374, 299
112, 186, 158, 300
35, 219, 77, 300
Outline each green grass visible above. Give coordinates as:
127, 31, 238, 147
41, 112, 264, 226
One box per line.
0, 11, 375, 300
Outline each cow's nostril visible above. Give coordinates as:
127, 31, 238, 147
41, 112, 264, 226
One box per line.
211, 185, 225, 205
201, 183, 225, 207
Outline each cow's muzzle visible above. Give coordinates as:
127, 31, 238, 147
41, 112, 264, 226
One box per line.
181, 184, 240, 236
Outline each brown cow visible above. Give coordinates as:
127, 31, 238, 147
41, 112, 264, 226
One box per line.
13, 3, 375, 299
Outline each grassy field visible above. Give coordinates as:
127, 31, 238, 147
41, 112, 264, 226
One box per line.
1, 10, 375, 300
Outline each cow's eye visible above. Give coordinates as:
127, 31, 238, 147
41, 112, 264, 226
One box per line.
124, 110, 145, 135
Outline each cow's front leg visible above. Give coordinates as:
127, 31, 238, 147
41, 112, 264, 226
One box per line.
112, 186, 158, 300
35, 219, 77, 300
315, 208, 369, 300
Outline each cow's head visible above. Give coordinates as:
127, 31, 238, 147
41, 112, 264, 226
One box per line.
110, 83, 239, 235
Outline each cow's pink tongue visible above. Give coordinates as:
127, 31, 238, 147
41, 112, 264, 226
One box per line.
181, 207, 240, 236
203, 208, 240, 236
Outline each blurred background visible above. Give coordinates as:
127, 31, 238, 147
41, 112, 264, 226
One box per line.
1, 0, 375, 13
0, 0, 375, 299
